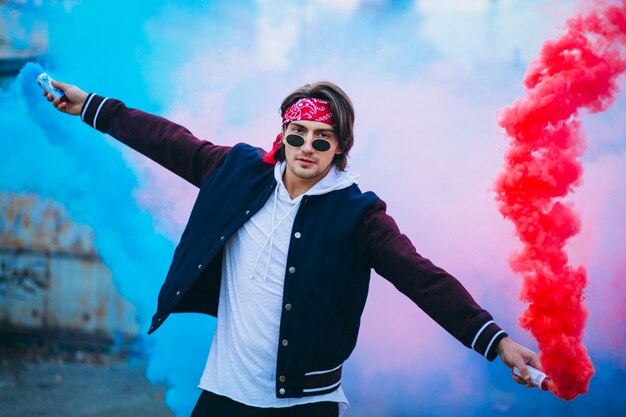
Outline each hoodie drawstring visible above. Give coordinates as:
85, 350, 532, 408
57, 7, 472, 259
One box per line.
251, 186, 300, 281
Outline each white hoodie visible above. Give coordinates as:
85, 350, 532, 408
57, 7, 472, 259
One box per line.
199, 161, 359, 415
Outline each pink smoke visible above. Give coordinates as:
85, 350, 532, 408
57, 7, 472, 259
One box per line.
495, 0, 626, 400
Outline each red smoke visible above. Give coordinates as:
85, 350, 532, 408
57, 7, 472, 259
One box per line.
495, 0, 626, 400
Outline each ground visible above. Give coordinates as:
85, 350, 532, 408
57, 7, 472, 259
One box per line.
0, 335, 173, 417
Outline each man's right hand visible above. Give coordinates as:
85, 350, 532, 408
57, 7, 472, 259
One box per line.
43, 80, 88, 116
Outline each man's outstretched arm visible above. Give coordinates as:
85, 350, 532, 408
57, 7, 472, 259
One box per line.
361, 199, 543, 388
44, 80, 231, 187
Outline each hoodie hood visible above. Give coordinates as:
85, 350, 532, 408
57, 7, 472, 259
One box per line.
273, 161, 359, 203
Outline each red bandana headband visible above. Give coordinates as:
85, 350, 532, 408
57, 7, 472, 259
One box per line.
263, 98, 335, 165
282, 97, 334, 126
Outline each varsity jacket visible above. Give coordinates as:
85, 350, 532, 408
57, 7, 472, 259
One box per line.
81, 94, 508, 398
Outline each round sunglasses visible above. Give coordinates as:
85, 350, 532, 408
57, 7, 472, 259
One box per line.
285, 134, 332, 152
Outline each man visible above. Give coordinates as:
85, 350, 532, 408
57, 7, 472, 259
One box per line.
44, 80, 542, 417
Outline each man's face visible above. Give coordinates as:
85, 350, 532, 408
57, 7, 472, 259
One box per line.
282, 120, 342, 185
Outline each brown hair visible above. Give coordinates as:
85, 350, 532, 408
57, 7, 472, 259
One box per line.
275, 81, 355, 171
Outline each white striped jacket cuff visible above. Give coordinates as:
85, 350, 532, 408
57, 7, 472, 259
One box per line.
81, 93, 110, 130
470, 319, 508, 361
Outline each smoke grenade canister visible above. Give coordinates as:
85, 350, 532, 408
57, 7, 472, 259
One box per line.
37, 73, 66, 100
513, 365, 550, 391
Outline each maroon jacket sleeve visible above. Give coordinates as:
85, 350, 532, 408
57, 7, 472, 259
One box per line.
361, 199, 507, 361
80, 94, 232, 187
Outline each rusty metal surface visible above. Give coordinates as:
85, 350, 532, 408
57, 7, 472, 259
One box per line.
0, 192, 97, 255
0, 192, 138, 341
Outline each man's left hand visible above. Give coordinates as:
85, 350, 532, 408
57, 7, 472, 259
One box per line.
495, 336, 543, 388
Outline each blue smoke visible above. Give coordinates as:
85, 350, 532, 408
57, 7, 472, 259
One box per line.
1, 59, 215, 415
